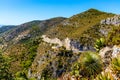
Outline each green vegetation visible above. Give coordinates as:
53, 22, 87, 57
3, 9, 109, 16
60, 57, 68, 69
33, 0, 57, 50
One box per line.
95, 38, 105, 51
40, 47, 75, 80
45, 9, 114, 39
79, 52, 103, 78
107, 26, 120, 46
0, 9, 119, 80
111, 56, 120, 77
4, 37, 42, 79
96, 72, 114, 80
71, 62, 81, 78
14, 71, 27, 80
71, 52, 103, 79
0, 51, 12, 80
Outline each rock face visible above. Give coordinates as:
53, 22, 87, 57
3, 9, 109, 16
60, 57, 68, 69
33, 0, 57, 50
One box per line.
99, 45, 120, 80
99, 47, 112, 59
42, 35, 63, 46
64, 38, 71, 50
101, 15, 120, 26
112, 45, 120, 58
99, 47, 112, 67
99, 45, 120, 68
42, 35, 86, 53
99, 45, 120, 60
14, 30, 30, 43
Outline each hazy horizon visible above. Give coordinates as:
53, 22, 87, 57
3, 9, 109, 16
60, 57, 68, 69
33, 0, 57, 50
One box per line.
0, 0, 120, 25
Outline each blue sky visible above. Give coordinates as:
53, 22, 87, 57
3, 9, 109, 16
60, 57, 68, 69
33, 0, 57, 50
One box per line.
0, 0, 120, 25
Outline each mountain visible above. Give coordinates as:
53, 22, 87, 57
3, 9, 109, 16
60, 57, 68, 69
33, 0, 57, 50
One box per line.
0, 25, 16, 35
1, 17, 66, 42
0, 17, 66, 51
0, 25, 2, 27
0, 9, 120, 80
45, 9, 114, 39
44, 9, 115, 50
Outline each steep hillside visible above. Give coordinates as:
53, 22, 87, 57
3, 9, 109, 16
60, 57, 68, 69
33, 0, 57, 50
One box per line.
0, 25, 16, 46
0, 17, 66, 50
79, 15, 120, 48
0, 25, 16, 35
2, 17, 66, 42
0, 9, 120, 80
45, 9, 114, 39
0, 17, 67, 79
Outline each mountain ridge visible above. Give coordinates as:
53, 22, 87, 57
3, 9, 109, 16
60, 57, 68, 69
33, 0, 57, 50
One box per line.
0, 8, 120, 80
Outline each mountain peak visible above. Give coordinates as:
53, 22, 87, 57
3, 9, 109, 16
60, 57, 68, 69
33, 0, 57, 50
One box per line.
83, 8, 105, 14
87, 8, 100, 12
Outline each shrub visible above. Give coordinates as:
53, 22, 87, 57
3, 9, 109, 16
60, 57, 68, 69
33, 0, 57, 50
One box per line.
29, 78, 36, 80
21, 60, 32, 69
15, 71, 27, 80
94, 38, 105, 51
111, 56, 120, 77
71, 62, 81, 77
14, 77, 27, 80
106, 26, 120, 46
0, 52, 13, 80
96, 72, 114, 80
79, 52, 103, 78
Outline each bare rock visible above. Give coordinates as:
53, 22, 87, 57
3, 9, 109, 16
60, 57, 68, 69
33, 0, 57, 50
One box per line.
112, 45, 120, 58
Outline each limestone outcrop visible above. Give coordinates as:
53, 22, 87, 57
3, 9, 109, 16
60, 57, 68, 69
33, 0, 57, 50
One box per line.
99, 45, 120, 80
42, 35, 85, 53
101, 15, 120, 26
99, 45, 120, 63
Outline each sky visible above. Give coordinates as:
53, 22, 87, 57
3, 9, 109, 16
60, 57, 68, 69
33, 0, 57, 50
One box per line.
0, 0, 120, 25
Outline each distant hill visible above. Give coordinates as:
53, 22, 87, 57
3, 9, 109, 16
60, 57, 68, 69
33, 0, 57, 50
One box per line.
0, 17, 66, 42
0, 25, 16, 35
0, 9, 120, 80
0, 25, 2, 27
